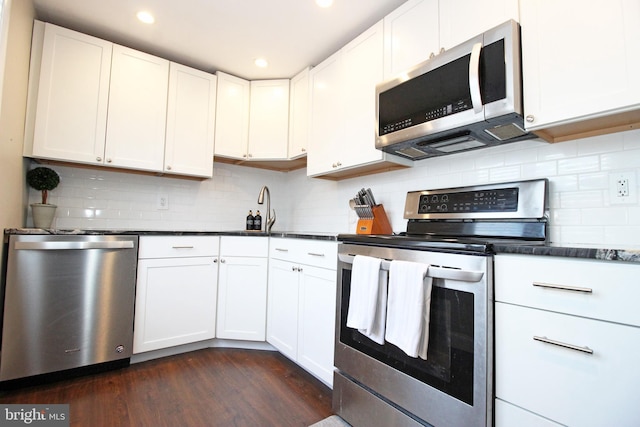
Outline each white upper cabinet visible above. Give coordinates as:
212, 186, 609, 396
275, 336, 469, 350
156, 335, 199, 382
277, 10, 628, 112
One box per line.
25, 21, 215, 178
214, 71, 251, 159
307, 21, 411, 179
307, 50, 343, 177
383, 0, 439, 79
25, 21, 112, 164
248, 79, 290, 160
383, 0, 519, 80
164, 63, 217, 177
105, 45, 169, 172
520, 0, 640, 141
438, 0, 519, 50
288, 67, 310, 159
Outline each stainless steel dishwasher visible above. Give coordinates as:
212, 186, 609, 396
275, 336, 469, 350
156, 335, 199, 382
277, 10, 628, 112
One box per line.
0, 234, 138, 382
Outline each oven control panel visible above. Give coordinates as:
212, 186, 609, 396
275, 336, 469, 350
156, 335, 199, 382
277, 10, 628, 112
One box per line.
404, 179, 548, 220
417, 188, 518, 214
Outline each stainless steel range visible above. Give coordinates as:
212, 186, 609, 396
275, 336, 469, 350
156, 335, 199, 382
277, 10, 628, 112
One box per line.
333, 179, 548, 427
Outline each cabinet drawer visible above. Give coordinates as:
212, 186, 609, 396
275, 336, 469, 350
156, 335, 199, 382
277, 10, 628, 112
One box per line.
495, 303, 640, 427
495, 254, 640, 327
138, 235, 219, 259
220, 236, 268, 257
269, 238, 337, 269
495, 399, 561, 427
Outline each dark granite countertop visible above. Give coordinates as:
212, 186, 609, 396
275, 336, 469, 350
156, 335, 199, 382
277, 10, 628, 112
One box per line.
5, 229, 638, 263
493, 243, 640, 263
3, 228, 338, 242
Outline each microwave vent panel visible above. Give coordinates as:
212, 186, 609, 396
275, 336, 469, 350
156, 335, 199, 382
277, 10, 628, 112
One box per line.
395, 146, 428, 158
484, 123, 528, 141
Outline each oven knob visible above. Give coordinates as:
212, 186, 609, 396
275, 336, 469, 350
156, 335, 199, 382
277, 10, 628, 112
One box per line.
431, 195, 438, 202
441, 204, 448, 211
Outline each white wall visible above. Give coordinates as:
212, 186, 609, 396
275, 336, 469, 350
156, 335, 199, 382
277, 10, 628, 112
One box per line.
29, 128, 640, 250
0, 0, 34, 257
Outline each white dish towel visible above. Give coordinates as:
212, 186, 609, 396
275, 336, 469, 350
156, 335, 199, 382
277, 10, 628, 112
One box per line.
385, 260, 432, 358
346, 255, 386, 344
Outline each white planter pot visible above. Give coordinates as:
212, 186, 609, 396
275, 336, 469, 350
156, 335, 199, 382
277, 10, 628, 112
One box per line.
31, 203, 57, 229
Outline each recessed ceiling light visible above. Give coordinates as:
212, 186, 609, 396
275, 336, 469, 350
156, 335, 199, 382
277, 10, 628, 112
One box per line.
254, 58, 269, 68
316, 0, 334, 7
136, 11, 155, 24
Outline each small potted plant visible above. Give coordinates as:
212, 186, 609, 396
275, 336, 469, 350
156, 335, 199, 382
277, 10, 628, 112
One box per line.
26, 166, 60, 229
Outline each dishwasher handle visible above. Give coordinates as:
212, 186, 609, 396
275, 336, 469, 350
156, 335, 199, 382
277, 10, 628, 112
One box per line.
14, 240, 135, 250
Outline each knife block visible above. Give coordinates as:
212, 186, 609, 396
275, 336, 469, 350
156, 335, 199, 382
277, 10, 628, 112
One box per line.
356, 204, 393, 235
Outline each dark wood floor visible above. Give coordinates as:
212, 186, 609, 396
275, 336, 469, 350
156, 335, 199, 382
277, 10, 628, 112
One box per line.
0, 348, 333, 427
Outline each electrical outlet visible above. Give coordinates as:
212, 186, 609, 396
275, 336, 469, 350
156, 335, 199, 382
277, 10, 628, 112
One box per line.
609, 171, 637, 205
157, 194, 169, 210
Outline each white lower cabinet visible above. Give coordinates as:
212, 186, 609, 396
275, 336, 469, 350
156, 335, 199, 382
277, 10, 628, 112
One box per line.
134, 236, 219, 353
494, 254, 640, 427
267, 238, 337, 385
296, 265, 336, 385
216, 236, 269, 341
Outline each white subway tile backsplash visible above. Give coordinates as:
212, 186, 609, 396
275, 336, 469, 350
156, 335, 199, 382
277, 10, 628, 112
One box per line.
26, 129, 640, 249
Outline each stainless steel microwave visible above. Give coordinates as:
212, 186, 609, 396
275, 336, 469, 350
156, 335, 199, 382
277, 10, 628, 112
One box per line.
375, 20, 535, 160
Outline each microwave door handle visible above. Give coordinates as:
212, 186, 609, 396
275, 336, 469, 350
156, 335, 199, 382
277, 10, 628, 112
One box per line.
469, 42, 483, 113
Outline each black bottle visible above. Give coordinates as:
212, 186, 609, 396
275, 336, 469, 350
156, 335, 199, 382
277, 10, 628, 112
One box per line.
254, 210, 262, 231
246, 210, 254, 231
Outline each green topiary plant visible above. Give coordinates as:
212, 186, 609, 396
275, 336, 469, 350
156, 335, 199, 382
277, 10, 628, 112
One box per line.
26, 166, 60, 205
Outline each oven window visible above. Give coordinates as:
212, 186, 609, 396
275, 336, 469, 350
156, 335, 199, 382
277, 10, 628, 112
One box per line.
339, 269, 475, 405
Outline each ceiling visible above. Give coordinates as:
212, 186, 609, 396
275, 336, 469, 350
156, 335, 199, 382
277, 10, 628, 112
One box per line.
32, 0, 408, 80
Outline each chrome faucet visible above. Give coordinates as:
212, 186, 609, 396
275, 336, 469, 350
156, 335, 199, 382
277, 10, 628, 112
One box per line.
257, 185, 276, 233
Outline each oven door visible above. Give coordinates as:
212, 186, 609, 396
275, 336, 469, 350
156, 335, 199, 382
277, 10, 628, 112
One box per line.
334, 243, 493, 427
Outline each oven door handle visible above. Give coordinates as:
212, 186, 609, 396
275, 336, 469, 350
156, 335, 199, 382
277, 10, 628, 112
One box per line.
338, 254, 485, 282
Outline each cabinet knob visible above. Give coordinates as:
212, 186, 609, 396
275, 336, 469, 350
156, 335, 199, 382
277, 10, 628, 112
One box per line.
107, 158, 112, 163
166, 165, 172, 170
292, 266, 297, 272
213, 258, 218, 263
96, 156, 102, 162
220, 258, 226, 263
301, 148, 306, 152
247, 153, 252, 158
526, 115, 535, 123
439, 47, 445, 54
336, 162, 342, 167
429, 52, 435, 59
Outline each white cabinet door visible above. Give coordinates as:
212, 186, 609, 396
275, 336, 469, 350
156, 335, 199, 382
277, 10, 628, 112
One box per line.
340, 20, 385, 170
217, 256, 268, 341
266, 259, 299, 360
248, 79, 290, 160
383, 0, 439, 79
297, 265, 337, 386
288, 68, 310, 159
106, 45, 169, 172
134, 257, 218, 353
438, 0, 519, 50
27, 22, 112, 164
307, 50, 343, 177
214, 71, 250, 159
520, 0, 640, 132
164, 63, 217, 178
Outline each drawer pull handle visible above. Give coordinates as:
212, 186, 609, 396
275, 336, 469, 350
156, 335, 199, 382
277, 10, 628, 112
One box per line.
308, 252, 325, 257
533, 282, 593, 294
275, 248, 289, 252
172, 246, 195, 249
533, 336, 594, 355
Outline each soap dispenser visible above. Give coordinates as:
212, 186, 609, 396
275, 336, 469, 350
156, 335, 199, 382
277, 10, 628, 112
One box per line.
254, 210, 262, 231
